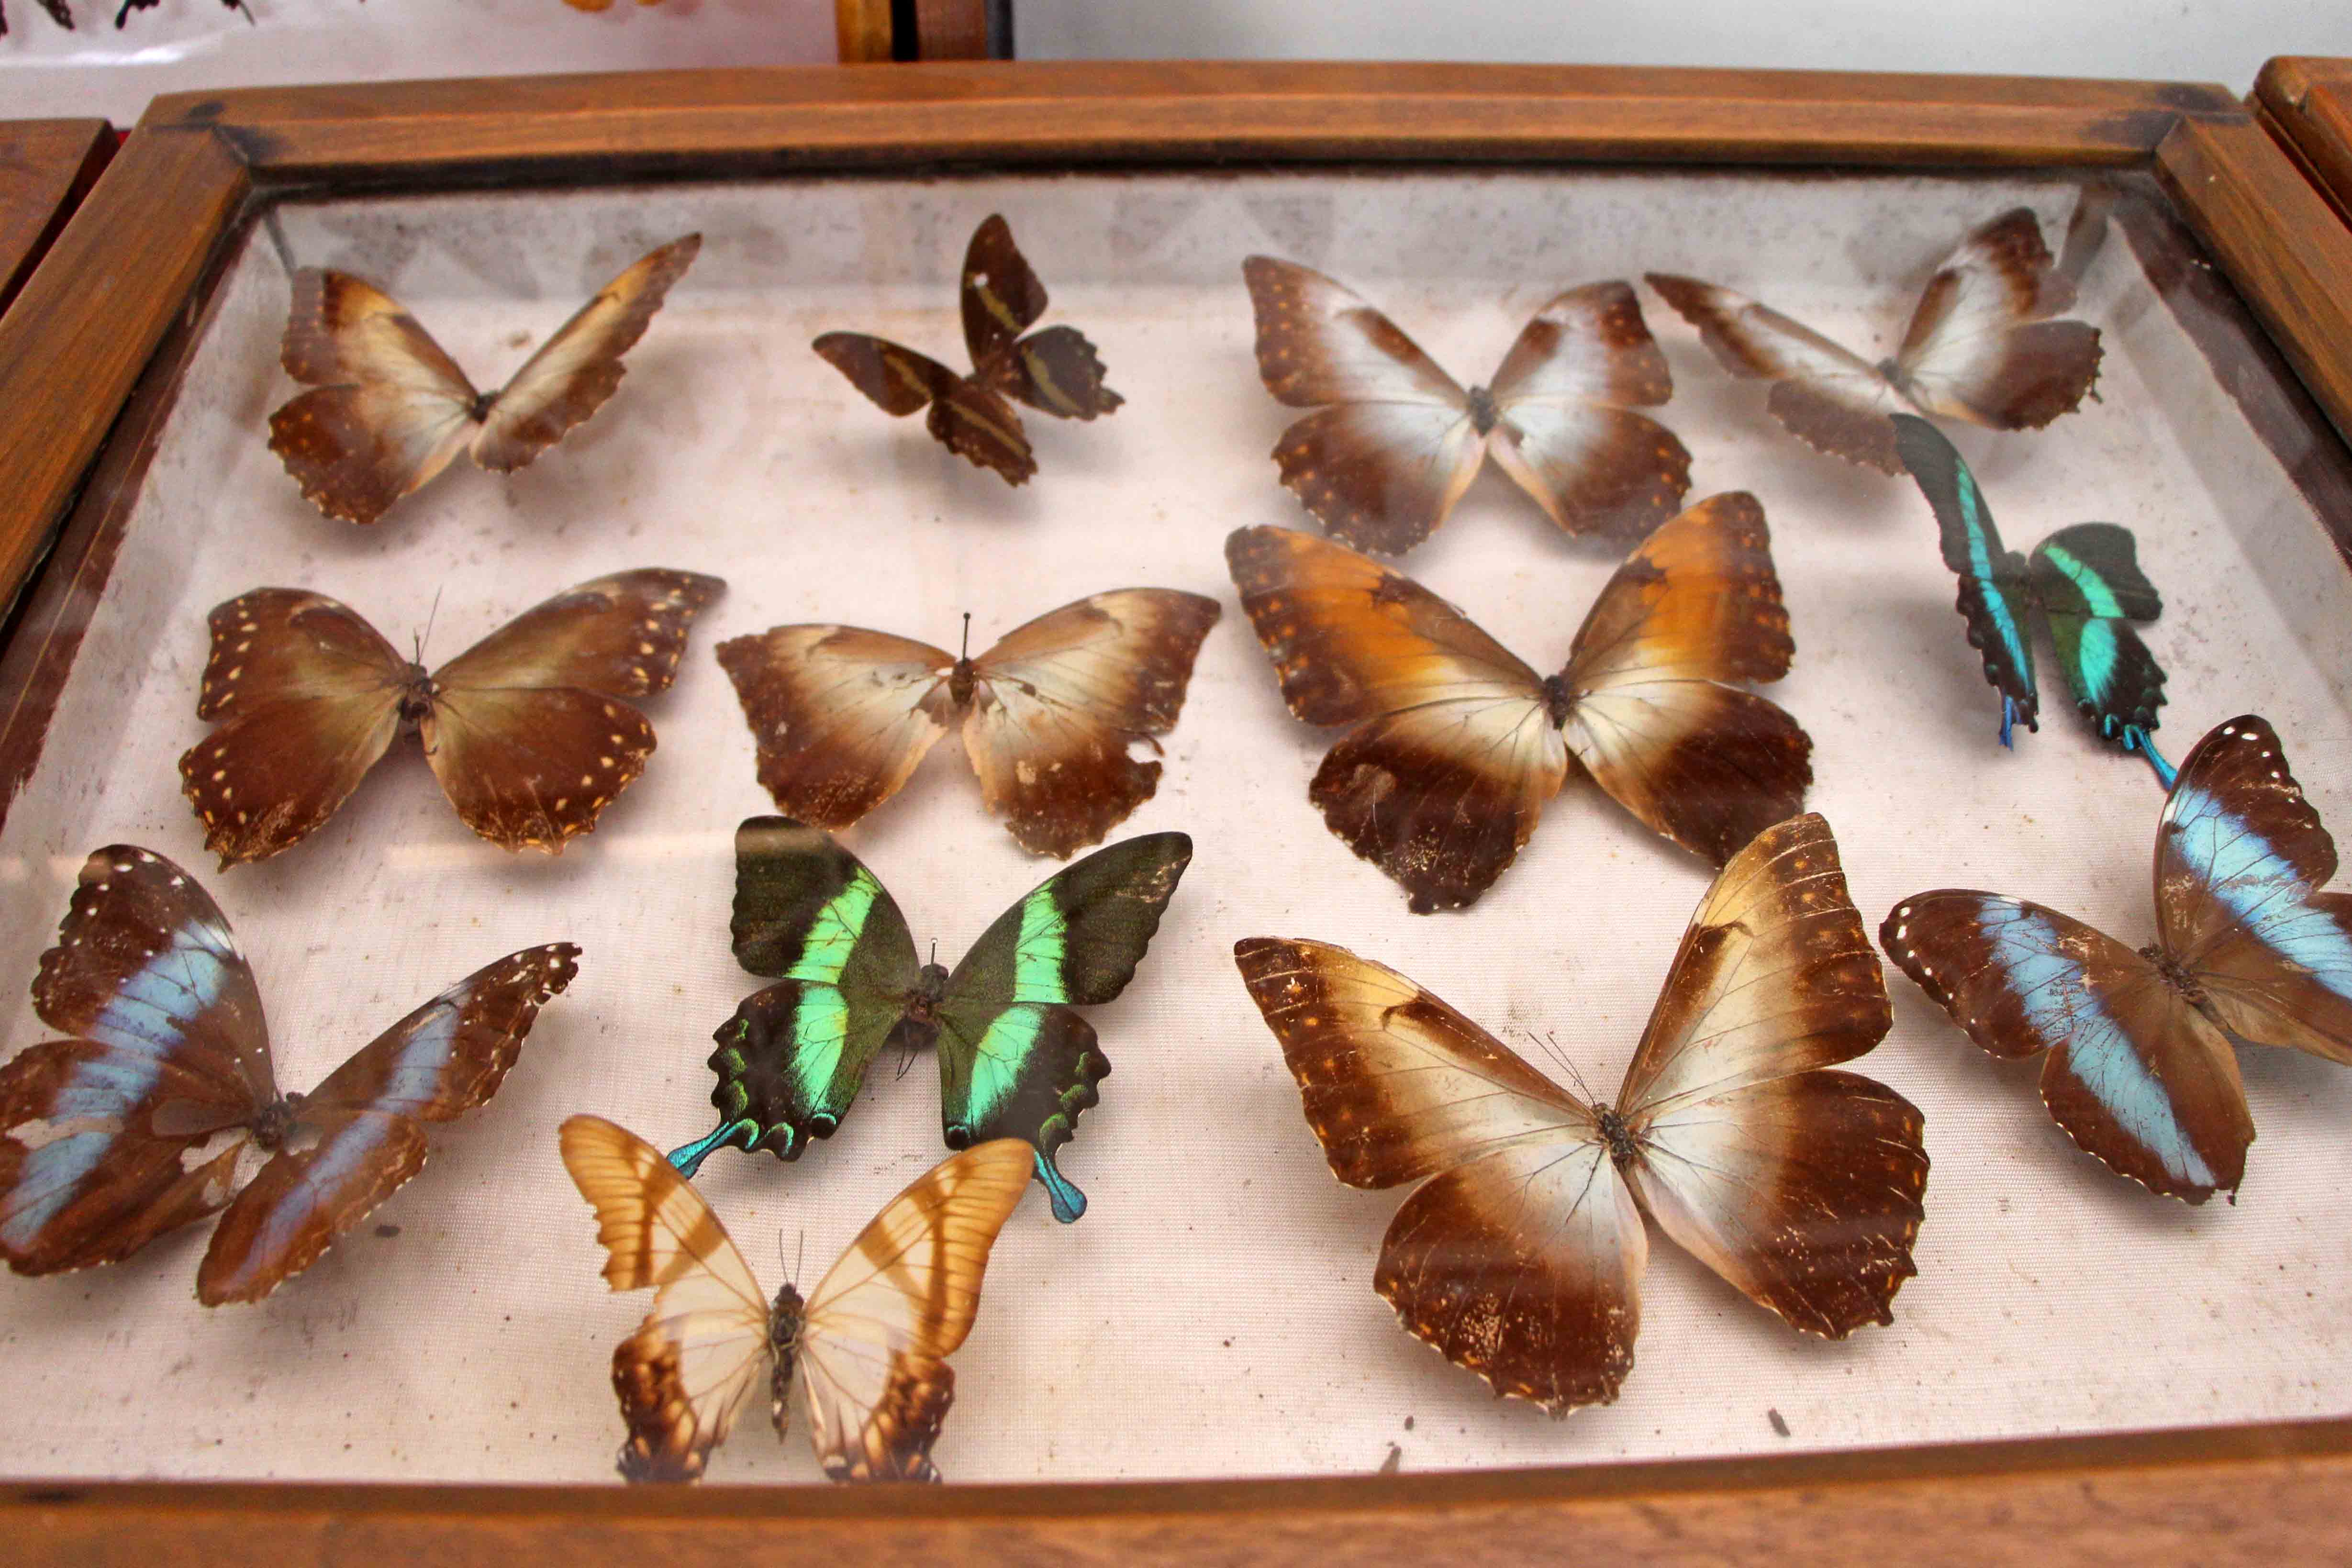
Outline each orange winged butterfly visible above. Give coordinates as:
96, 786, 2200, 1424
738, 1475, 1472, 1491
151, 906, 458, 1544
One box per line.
0, 845, 578, 1303
1236, 814, 1928, 1415
1226, 498, 1813, 912
177, 568, 724, 867
268, 234, 701, 525
1881, 715, 2352, 1205
1647, 207, 2102, 474
812, 214, 1122, 486
715, 588, 1220, 858
562, 1118, 1031, 1483
1243, 256, 1692, 554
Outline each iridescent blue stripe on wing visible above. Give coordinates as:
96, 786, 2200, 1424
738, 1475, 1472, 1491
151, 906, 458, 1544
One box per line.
2169, 786, 2352, 1000
368, 999, 463, 1111
1956, 467, 2033, 695
1980, 903, 2215, 1190
88, 922, 232, 1057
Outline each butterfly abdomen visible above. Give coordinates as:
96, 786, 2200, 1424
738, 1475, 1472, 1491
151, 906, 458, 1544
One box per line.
769, 1281, 806, 1441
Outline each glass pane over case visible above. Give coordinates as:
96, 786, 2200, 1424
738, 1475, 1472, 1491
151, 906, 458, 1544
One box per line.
0, 165, 2346, 1485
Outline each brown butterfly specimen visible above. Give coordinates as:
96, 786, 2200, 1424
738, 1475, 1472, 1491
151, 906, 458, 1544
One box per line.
812, 214, 1122, 486
1647, 208, 2102, 474
561, 1116, 1032, 1483
178, 568, 724, 867
716, 589, 1219, 858
267, 234, 701, 524
1226, 498, 1812, 912
1236, 813, 1928, 1415
1242, 257, 1692, 554
0, 845, 578, 1304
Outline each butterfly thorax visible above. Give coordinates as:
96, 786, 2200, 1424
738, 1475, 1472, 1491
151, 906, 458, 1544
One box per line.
395, 663, 436, 728
768, 1281, 807, 1437
1464, 385, 1500, 435
2140, 945, 2209, 1003
250, 1093, 301, 1153
1594, 1105, 1641, 1174
903, 961, 953, 1024
947, 657, 979, 710
466, 389, 499, 423
1539, 673, 1580, 729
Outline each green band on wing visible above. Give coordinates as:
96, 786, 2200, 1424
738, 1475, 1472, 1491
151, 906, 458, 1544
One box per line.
2037, 541, 2127, 619
790, 986, 853, 1100
1011, 886, 1071, 1002
782, 869, 881, 985
966, 1006, 1043, 1125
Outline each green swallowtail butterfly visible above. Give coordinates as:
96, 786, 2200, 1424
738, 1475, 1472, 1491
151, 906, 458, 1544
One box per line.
1893, 413, 2173, 784
670, 817, 1192, 1223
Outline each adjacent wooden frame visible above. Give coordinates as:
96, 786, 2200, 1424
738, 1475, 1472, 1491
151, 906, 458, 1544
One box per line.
2254, 56, 2352, 226
0, 119, 112, 320
2, 60, 2352, 1562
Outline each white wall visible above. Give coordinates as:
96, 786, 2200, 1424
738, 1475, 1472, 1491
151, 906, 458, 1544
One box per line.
0, 0, 835, 125
5, 0, 2352, 131
1019, 0, 2351, 96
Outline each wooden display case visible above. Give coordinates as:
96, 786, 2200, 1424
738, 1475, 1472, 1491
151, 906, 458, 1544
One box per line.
2255, 56, 2352, 227
1, 62, 2351, 1563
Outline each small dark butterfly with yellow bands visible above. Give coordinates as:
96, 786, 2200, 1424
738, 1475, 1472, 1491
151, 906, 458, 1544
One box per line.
813, 215, 1122, 485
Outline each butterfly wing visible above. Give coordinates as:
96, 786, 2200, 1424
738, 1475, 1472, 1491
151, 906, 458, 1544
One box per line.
0, 847, 272, 1274
959, 215, 1124, 421
267, 269, 481, 525
1890, 208, 2103, 433
695, 818, 925, 1170
1644, 272, 1906, 472
1483, 279, 1693, 540
959, 213, 1049, 369
177, 588, 414, 868
418, 568, 723, 852
974, 326, 1125, 422
962, 589, 1222, 857
1243, 256, 1482, 554
558, 1115, 773, 1484
1226, 524, 1566, 912
812, 332, 1037, 485
1882, 890, 2252, 1202
1615, 815, 1926, 1336
1234, 937, 1643, 1413
2157, 716, 2352, 1063
935, 832, 1192, 1222
195, 944, 579, 1304
714, 624, 955, 830
469, 233, 701, 473
793, 1140, 1030, 1482
1893, 414, 2040, 734
2029, 523, 2166, 746
1555, 492, 1813, 867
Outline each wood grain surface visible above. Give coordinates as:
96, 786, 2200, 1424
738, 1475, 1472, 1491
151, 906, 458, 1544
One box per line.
9, 1417, 2352, 1564
0, 120, 113, 319
139, 59, 2236, 178
0, 126, 245, 621
2254, 56, 2352, 226
2156, 111, 2352, 455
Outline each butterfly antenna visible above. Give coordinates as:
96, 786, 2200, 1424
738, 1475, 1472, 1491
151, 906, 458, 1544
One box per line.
1540, 1029, 1601, 1105
416, 587, 444, 667
959, 612, 972, 663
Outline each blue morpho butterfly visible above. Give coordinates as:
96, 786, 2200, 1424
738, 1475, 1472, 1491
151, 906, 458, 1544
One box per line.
668, 817, 1193, 1223
1892, 413, 2174, 785
1881, 715, 2352, 1203
0, 845, 579, 1301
